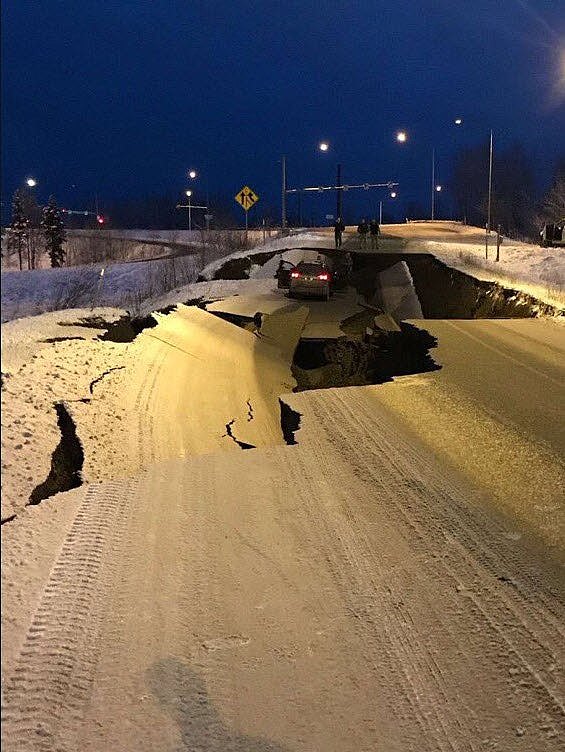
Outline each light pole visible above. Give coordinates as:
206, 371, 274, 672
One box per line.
431, 149, 436, 220
185, 190, 193, 231
24, 178, 39, 269
281, 155, 287, 231
379, 191, 397, 224
486, 129, 494, 258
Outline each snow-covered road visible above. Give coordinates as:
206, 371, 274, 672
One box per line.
2, 227, 564, 750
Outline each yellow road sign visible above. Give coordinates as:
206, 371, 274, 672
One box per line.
235, 186, 259, 211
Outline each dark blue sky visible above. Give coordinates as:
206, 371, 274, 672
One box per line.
2, 0, 564, 223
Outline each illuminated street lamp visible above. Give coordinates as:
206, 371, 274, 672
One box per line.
185, 190, 193, 230
319, 141, 330, 152
379, 190, 397, 224
396, 131, 407, 143
26, 178, 37, 187
188, 169, 197, 179
436, 185, 442, 192
454, 118, 463, 125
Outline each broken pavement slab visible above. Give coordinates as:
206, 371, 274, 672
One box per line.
88, 303, 309, 464
206, 286, 365, 340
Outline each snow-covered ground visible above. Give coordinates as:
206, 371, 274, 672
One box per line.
0, 255, 199, 323
418, 238, 564, 309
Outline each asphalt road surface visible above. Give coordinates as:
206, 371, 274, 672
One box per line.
2, 231, 564, 751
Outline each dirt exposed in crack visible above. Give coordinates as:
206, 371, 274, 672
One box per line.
350, 252, 562, 318
28, 402, 84, 505
40, 336, 86, 343
197, 250, 281, 282
279, 399, 301, 445
292, 323, 441, 391
98, 315, 158, 343
223, 420, 256, 450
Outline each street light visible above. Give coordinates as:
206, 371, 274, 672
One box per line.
454, 118, 463, 125
188, 170, 197, 179
185, 190, 193, 231
379, 190, 397, 224
396, 131, 407, 143
436, 185, 442, 192
26, 178, 37, 187
281, 140, 333, 230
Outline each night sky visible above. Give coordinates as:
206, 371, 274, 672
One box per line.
2, 0, 564, 224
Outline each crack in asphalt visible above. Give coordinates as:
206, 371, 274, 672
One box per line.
246, 399, 254, 422
89, 366, 125, 395
223, 419, 256, 450
28, 402, 84, 506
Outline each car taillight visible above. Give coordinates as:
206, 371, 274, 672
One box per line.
317, 273, 329, 281
291, 271, 301, 278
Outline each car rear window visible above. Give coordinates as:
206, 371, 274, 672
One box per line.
297, 263, 325, 274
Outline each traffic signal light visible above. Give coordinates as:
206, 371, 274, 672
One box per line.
96, 214, 105, 224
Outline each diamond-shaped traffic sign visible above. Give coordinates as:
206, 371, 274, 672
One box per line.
235, 186, 259, 211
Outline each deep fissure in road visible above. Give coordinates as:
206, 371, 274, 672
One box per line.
208, 248, 561, 319
349, 252, 561, 319
292, 323, 441, 391
29, 402, 84, 505
279, 399, 301, 444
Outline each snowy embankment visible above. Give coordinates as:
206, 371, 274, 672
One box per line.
0, 231, 325, 323
1, 255, 199, 323
418, 238, 565, 310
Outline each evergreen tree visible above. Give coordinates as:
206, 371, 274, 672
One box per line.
41, 196, 67, 267
6, 190, 29, 270
540, 158, 565, 223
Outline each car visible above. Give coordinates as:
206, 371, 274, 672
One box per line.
288, 257, 333, 301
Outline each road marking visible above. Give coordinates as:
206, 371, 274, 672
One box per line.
443, 321, 564, 388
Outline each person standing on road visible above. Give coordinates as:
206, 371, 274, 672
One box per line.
357, 219, 369, 249
369, 218, 380, 250
334, 217, 345, 248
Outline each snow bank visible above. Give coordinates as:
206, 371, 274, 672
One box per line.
419, 239, 565, 310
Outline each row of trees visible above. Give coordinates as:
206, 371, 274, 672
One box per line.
5, 191, 66, 269
451, 144, 564, 239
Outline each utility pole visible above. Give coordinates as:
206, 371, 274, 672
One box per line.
281, 155, 287, 231
431, 149, 435, 221
486, 129, 494, 259
336, 163, 342, 219
379, 201, 383, 225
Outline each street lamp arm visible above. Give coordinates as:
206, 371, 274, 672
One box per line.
286, 181, 398, 194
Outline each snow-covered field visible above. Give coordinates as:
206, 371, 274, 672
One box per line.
0, 255, 199, 322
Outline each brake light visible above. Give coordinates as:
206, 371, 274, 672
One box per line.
291, 271, 301, 278
317, 273, 329, 281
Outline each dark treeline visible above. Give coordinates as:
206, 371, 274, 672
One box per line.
100, 193, 281, 231
451, 142, 564, 239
